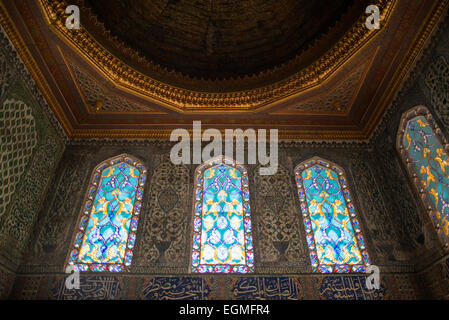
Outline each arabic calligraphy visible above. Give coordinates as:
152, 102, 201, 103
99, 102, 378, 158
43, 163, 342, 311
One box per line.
320, 275, 385, 300
52, 275, 121, 300
141, 277, 211, 300
232, 277, 299, 300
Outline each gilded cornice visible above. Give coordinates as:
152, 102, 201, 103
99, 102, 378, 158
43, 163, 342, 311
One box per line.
69, 0, 370, 91
37, 0, 395, 112
67, 128, 367, 142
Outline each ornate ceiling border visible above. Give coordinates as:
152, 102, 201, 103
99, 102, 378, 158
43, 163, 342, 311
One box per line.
37, 0, 395, 112
1, 0, 447, 141
70, 0, 372, 92
65, 128, 367, 142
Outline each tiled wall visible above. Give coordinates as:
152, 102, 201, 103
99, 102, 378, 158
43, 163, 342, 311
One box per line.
2, 9, 449, 301
0, 27, 65, 279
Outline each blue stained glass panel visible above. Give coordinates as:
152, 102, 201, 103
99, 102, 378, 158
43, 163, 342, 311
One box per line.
78, 162, 140, 264
192, 159, 254, 273
200, 164, 246, 265
403, 116, 449, 237
302, 165, 362, 266
69, 155, 146, 272
295, 158, 370, 273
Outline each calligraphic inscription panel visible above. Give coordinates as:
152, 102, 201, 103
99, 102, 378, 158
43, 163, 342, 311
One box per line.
232, 277, 299, 300
320, 276, 386, 300
141, 277, 211, 300
52, 276, 121, 300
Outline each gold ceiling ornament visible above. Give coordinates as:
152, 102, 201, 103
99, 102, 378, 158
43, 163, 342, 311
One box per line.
37, 0, 396, 112
61, 0, 374, 92
333, 101, 342, 112
95, 100, 104, 112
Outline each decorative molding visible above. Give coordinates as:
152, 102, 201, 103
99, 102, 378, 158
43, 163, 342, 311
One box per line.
0, 0, 447, 141
37, 0, 395, 112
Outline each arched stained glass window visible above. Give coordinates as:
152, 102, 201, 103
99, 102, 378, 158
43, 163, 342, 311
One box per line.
398, 106, 449, 249
68, 154, 147, 272
191, 156, 254, 273
295, 157, 370, 273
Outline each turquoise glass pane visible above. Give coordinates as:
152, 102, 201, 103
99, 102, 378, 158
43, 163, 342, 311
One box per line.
302, 165, 362, 266
404, 116, 449, 236
200, 164, 246, 265
79, 162, 140, 264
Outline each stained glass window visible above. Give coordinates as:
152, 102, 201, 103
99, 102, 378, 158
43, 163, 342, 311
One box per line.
295, 157, 370, 273
398, 106, 449, 248
68, 155, 147, 272
191, 156, 254, 273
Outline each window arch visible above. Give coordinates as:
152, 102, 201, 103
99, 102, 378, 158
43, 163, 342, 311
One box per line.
397, 106, 449, 249
295, 157, 370, 273
191, 156, 254, 273
68, 154, 147, 272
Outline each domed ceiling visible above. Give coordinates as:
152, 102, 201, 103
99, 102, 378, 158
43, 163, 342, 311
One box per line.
0, 0, 446, 140
83, 0, 366, 85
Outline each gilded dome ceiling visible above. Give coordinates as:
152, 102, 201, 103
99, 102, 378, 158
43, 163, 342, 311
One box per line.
2, 0, 445, 140
82, 0, 368, 85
